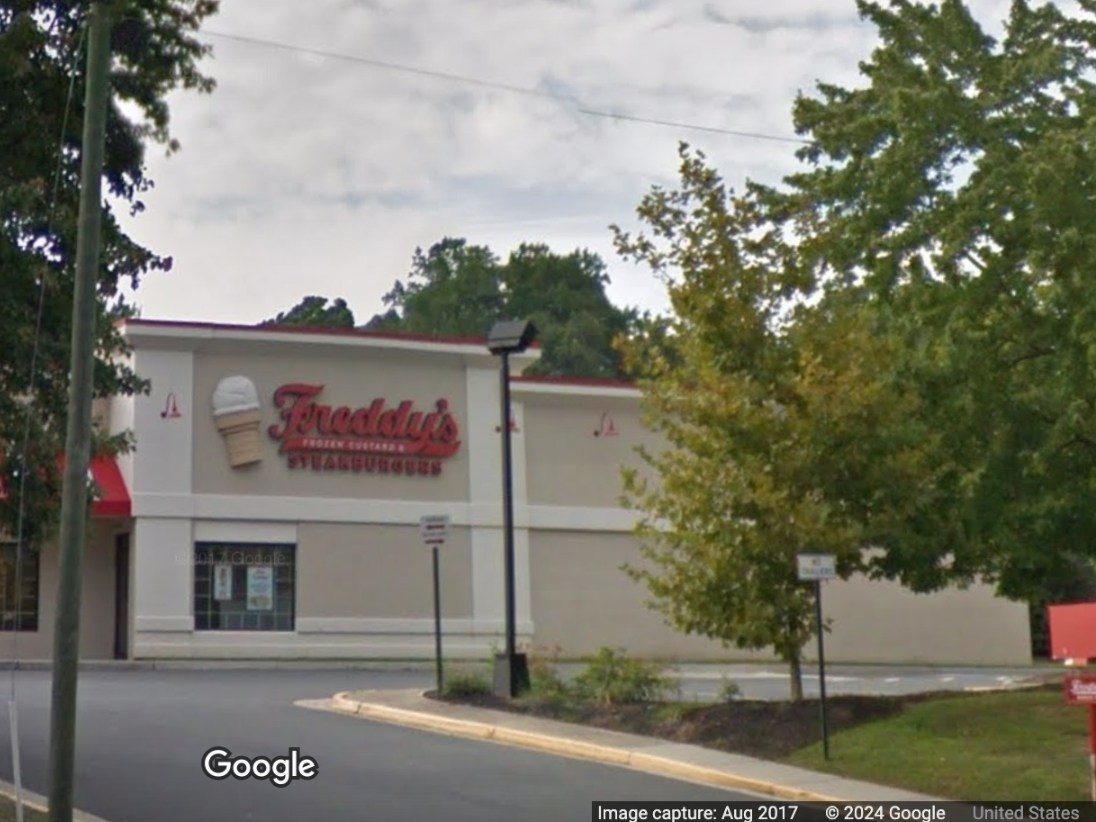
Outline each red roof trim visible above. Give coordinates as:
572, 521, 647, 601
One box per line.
118, 318, 542, 350
511, 374, 637, 389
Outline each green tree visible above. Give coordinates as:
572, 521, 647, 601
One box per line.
593, 0, 1096, 688
768, 0, 1096, 604
262, 296, 356, 329
613, 146, 931, 699
0, 1, 218, 545
367, 238, 502, 337
365, 237, 640, 378
1029, 556, 1096, 658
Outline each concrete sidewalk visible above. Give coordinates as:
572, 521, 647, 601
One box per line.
298, 688, 941, 803
0, 775, 113, 822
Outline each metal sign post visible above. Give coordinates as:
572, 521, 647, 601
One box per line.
1064, 675, 1096, 800
1091, 703, 1096, 803
797, 553, 836, 761
420, 516, 450, 695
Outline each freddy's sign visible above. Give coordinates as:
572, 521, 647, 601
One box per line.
267, 383, 461, 477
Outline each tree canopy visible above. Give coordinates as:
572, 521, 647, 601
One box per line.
262, 296, 356, 329
366, 237, 641, 378
617, 0, 1096, 689
774, 0, 1096, 603
0, 1, 219, 544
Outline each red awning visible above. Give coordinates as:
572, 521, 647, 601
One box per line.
86, 454, 131, 518
0, 453, 131, 518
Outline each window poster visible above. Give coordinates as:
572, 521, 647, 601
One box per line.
213, 565, 233, 601
246, 565, 274, 611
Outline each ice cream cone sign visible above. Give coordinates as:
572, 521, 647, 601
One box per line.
211, 376, 263, 468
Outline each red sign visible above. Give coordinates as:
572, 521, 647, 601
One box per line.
1065, 676, 1096, 704
267, 384, 461, 477
1048, 602, 1096, 661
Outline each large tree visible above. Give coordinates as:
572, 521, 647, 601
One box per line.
366, 237, 641, 378
620, 0, 1096, 686
0, 0, 218, 545
769, 0, 1096, 603
613, 0, 1096, 688
614, 146, 933, 699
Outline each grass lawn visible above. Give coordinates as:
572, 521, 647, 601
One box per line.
441, 660, 1091, 801
0, 793, 47, 822
787, 687, 1090, 800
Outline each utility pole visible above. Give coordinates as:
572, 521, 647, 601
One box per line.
49, 5, 112, 822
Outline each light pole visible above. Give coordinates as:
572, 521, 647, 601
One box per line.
487, 319, 537, 699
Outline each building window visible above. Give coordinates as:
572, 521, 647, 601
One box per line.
0, 544, 39, 632
193, 543, 296, 632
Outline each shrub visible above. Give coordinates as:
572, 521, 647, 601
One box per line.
656, 703, 689, 723
571, 647, 679, 705
523, 643, 569, 701
443, 670, 491, 698
718, 677, 742, 702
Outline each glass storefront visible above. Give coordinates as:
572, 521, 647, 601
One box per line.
193, 543, 295, 632
0, 544, 38, 632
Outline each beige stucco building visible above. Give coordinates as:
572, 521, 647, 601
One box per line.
0, 319, 1032, 664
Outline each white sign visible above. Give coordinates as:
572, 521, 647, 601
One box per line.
797, 553, 836, 582
246, 566, 274, 611
213, 565, 233, 601
420, 514, 450, 546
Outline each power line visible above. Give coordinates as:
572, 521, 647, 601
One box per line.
198, 28, 813, 146
203, 29, 566, 103
576, 108, 806, 143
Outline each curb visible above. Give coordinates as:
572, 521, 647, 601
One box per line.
329, 692, 845, 803
962, 680, 1048, 694
0, 776, 114, 822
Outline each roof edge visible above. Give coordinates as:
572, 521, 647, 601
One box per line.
512, 374, 636, 389
117, 318, 542, 358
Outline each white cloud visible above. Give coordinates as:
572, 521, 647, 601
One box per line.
115, 0, 1022, 326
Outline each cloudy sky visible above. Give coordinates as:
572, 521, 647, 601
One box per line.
114, 0, 1016, 327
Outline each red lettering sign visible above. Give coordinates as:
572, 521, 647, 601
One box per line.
286, 453, 442, 477
268, 384, 460, 475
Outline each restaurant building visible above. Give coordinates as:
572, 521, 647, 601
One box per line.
0, 319, 1032, 664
